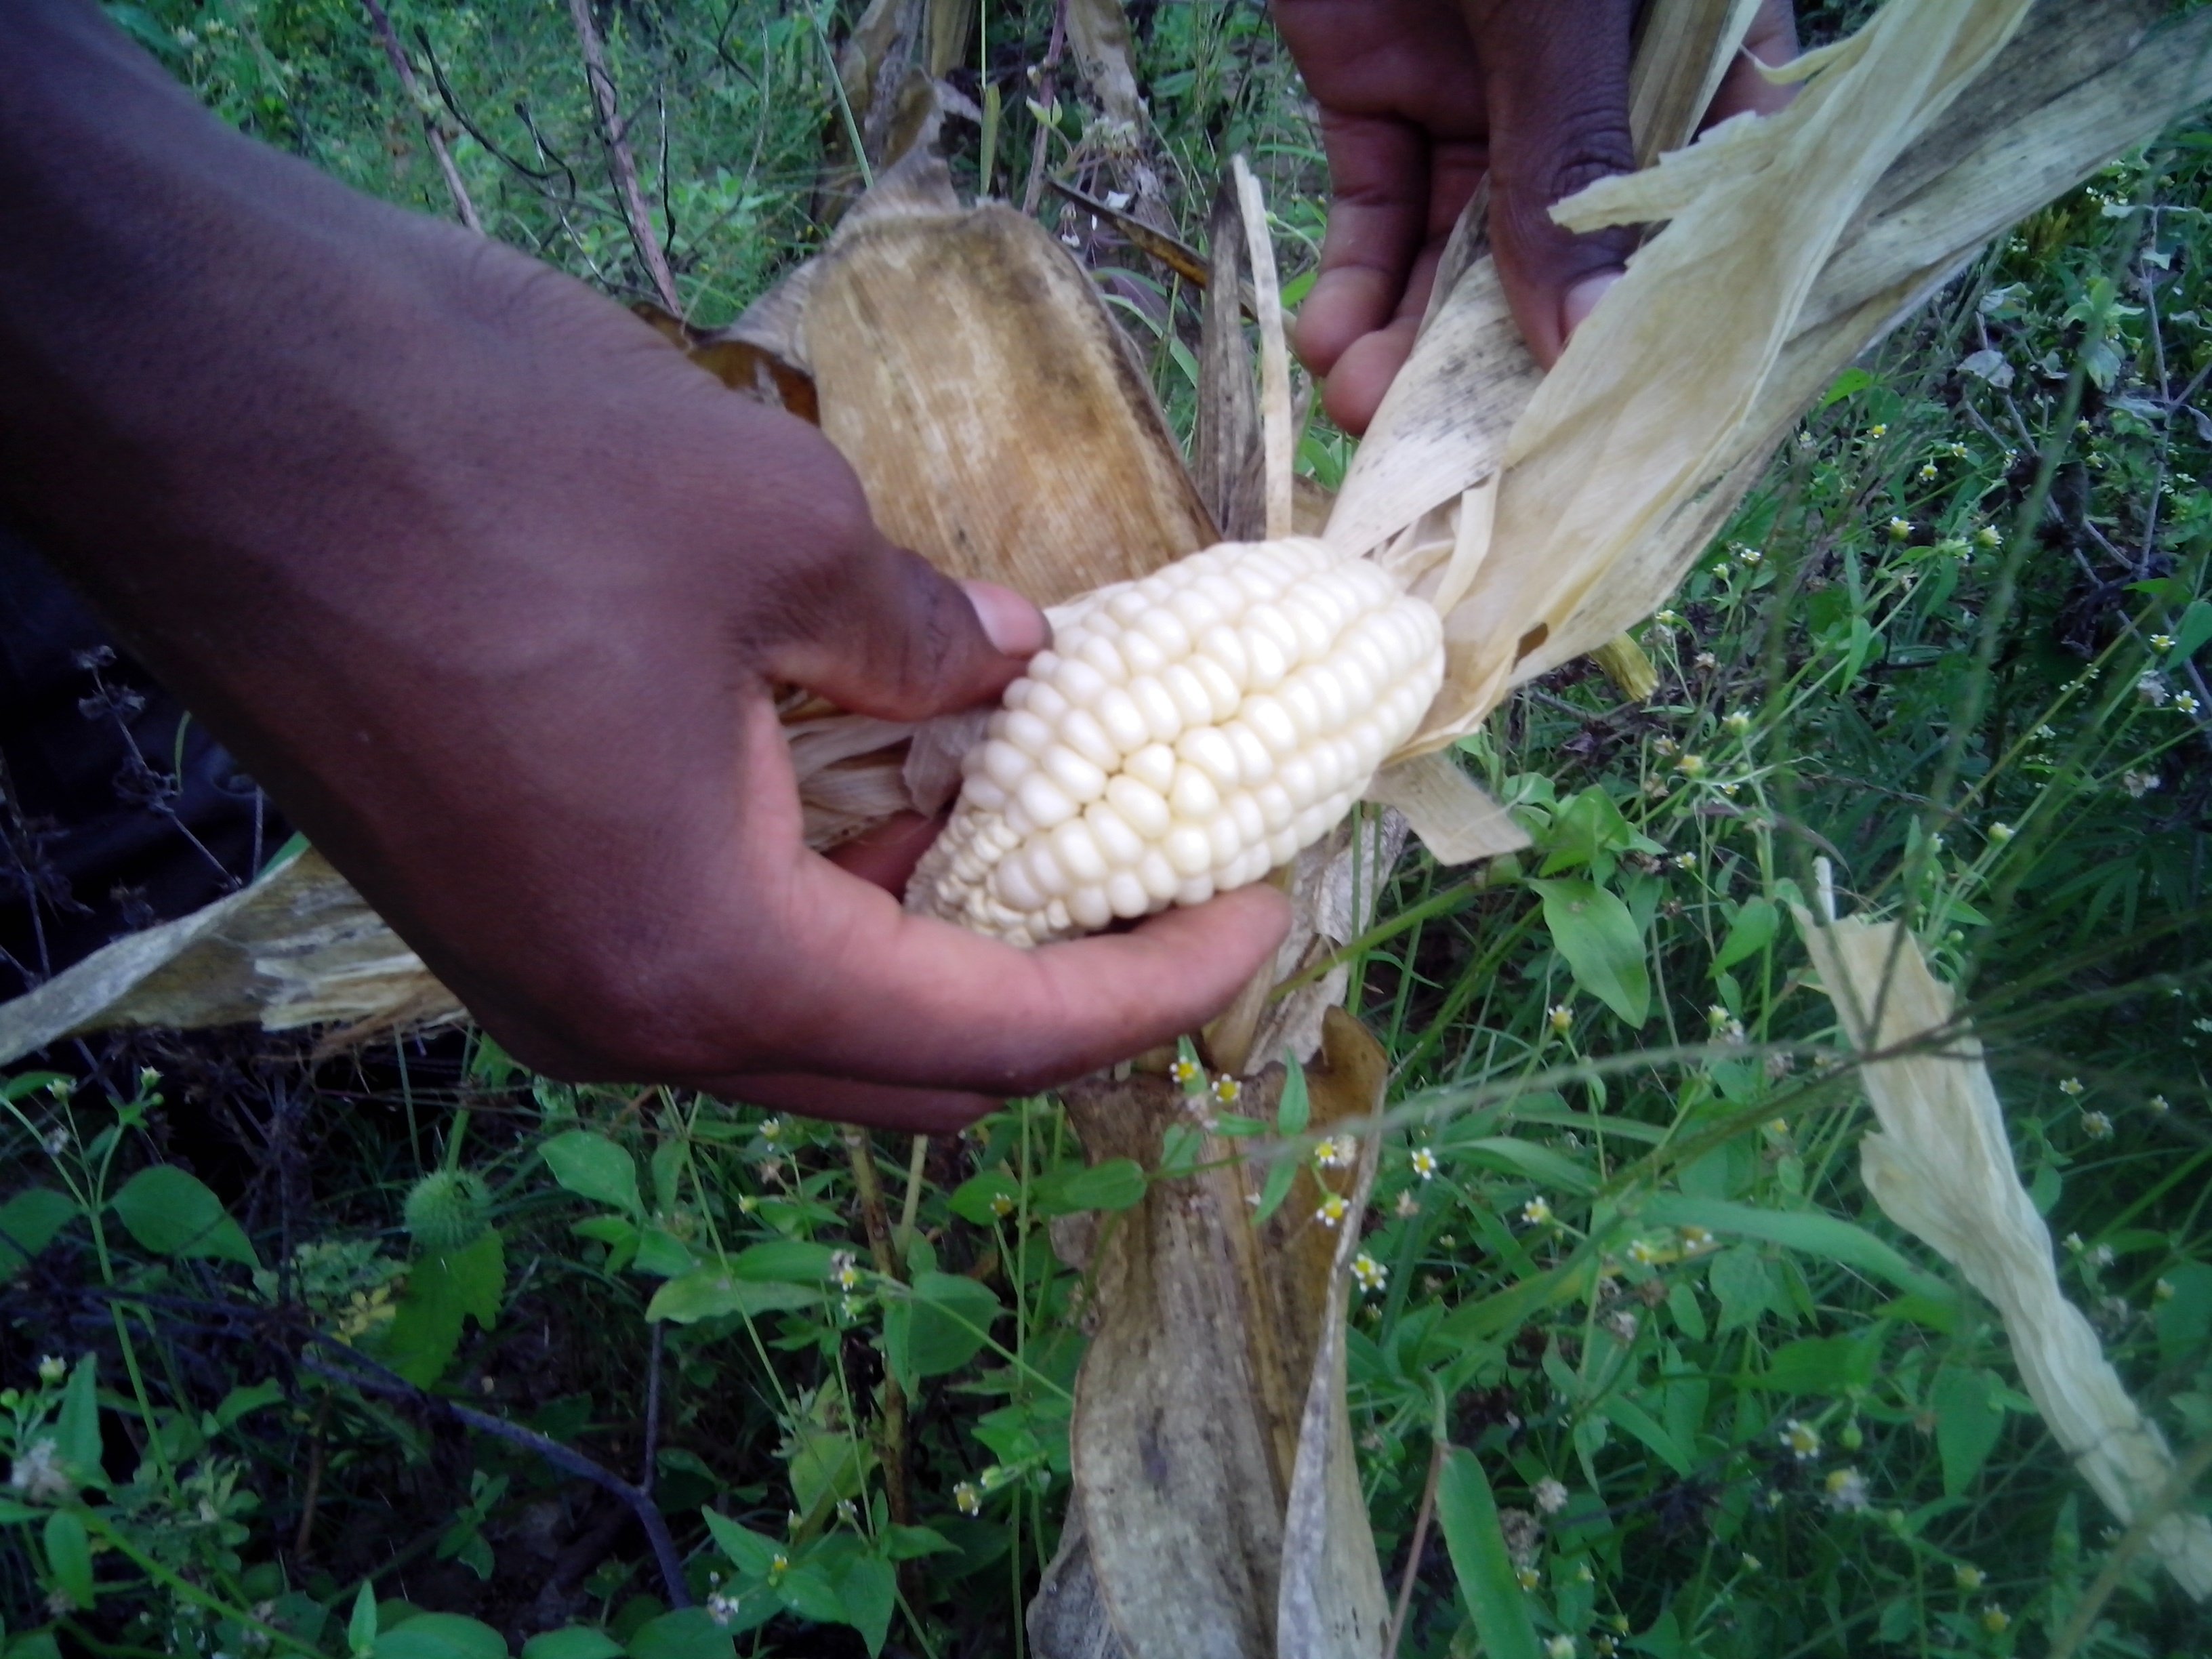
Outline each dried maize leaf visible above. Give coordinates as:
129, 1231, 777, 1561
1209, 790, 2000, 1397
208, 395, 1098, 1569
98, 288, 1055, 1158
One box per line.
1195, 177, 1266, 541
0, 851, 457, 1066
1629, 0, 1765, 165
806, 203, 1213, 603
1049, 1010, 1388, 1659
1799, 912, 2212, 1599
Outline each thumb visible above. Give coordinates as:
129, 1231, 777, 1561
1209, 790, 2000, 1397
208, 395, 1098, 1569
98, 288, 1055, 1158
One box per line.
763, 535, 1050, 720
1465, 0, 1638, 367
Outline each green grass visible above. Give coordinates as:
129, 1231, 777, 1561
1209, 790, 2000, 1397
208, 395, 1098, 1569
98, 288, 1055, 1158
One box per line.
5, 3, 2211, 1658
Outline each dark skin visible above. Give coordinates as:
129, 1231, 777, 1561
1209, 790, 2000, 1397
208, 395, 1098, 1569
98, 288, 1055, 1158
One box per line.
1279, 0, 1799, 432
0, 0, 1791, 1132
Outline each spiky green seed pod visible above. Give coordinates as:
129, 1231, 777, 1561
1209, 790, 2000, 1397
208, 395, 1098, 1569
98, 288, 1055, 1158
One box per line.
403, 1169, 491, 1252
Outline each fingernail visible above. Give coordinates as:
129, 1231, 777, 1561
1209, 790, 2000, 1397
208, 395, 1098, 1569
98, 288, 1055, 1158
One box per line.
1562, 270, 1624, 340
963, 580, 1050, 658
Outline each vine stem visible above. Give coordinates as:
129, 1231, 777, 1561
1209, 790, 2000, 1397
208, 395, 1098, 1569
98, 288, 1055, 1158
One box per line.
842, 1128, 915, 1534
566, 0, 684, 316
358, 0, 483, 234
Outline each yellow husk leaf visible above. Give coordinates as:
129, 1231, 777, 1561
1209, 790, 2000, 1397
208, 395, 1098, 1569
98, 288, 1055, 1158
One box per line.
1799, 911, 2212, 1600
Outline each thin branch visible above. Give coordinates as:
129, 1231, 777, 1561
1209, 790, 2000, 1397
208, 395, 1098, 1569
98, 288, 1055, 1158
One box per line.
1382, 1435, 1446, 1659
359, 0, 483, 234
306, 1340, 691, 1607
566, 0, 684, 315
843, 1127, 915, 1532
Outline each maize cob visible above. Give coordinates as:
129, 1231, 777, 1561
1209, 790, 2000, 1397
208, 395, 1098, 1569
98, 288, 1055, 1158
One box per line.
907, 537, 1444, 945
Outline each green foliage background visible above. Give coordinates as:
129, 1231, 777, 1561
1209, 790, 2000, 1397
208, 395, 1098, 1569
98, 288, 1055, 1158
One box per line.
4, 3, 2211, 1658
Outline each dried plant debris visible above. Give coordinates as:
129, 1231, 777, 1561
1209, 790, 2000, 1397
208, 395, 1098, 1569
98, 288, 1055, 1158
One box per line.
1800, 909, 2212, 1600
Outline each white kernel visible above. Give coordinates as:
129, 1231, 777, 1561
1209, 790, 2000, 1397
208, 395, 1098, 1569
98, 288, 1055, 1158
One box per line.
1050, 818, 1110, 885
1025, 681, 1071, 726
1243, 695, 1300, 757
1189, 655, 1242, 720
1168, 764, 1221, 821
1173, 876, 1216, 907
1002, 680, 1031, 712
1176, 726, 1241, 787
1232, 551, 1288, 600
1226, 846, 1269, 888
994, 853, 1045, 913
1197, 623, 1250, 687
1106, 870, 1151, 919
1286, 598, 1337, 661
1135, 607, 1192, 657
1105, 774, 1171, 840
1244, 630, 1291, 691
1164, 824, 1212, 878
963, 777, 1008, 813
1086, 800, 1145, 866
1279, 678, 1324, 739
1095, 686, 1150, 753
1042, 745, 1108, 804
1137, 848, 1181, 901
1191, 574, 1248, 623
1206, 812, 1242, 867
1307, 664, 1353, 731
1077, 633, 1128, 682
1025, 840, 1071, 899
1025, 649, 1064, 682
1059, 707, 1120, 771
1244, 603, 1301, 660
1120, 630, 1168, 677
1228, 793, 1265, 846
1162, 663, 1214, 726
1054, 657, 1111, 707
1021, 773, 1079, 832
1294, 802, 1334, 846
1068, 885, 1113, 931
1265, 826, 1301, 865
1107, 587, 1153, 623
1133, 676, 1183, 741
1125, 742, 1176, 794
1004, 708, 1054, 756
1278, 754, 1320, 809
1227, 723, 1274, 787
981, 739, 1032, 793
1044, 898, 1071, 934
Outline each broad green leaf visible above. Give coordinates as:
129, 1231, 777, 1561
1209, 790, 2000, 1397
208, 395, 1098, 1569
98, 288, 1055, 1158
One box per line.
630, 1227, 694, 1279
774, 1565, 847, 1625
1759, 1332, 1879, 1396
1932, 1366, 2006, 1496
44, 1510, 93, 1610
728, 1240, 838, 1283
1531, 879, 1650, 1027
213, 1380, 284, 1429
1640, 1195, 1951, 1303
1435, 1448, 1540, 1659
1713, 897, 1779, 973
649, 1138, 685, 1215
786, 1426, 872, 1528
701, 1510, 783, 1578
1708, 1246, 1776, 1333
646, 1270, 819, 1326
382, 1231, 505, 1387
947, 1172, 1018, 1226
836, 1555, 896, 1656
882, 1271, 1000, 1389
1456, 1137, 1595, 1195
372, 1613, 507, 1659
0, 1187, 77, 1276
1600, 1393, 1693, 1476
623, 1610, 731, 1659
521, 1630, 621, 1659
1820, 367, 1874, 407
884, 1523, 954, 1560
2156, 1261, 2212, 1364
1031, 1158, 1146, 1216
1253, 1147, 1299, 1226
539, 1132, 642, 1216
109, 1166, 257, 1266
2173, 598, 2212, 663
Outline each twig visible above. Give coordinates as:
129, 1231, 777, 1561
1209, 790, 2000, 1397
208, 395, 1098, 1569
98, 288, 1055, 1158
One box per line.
1382, 1435, 1446, 1659
359, 0, 482, 234
842, 1128, 915, 1532
1020, 0, 1068, 218
896, 1134, 928, 1252
566, 0, 683, 316
640, 1319, 664, 1497
291, 1390, 333, 1559
306, 1340, 691, 1607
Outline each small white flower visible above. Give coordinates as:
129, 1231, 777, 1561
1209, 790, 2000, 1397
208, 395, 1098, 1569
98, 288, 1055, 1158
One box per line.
2089, 1243, 2116, 1269
2137, 672, 2172, 707
41, 1126, 68, 1156
1723, 710, 1752, 735
1954, 1563, 1986, 1592
7, 1438, 69, 1501
2081, 1110, 2114, 1140
1601, 1308, 1639, 1343
1973, 525, 2002, 548
759, 1115, 784, 1142
1170, 1055, 1202, 1088
1410, 1147, 1439, 1181
1546, 1637, 1576, 1659
1782, 1419, 1822, 1460
705, 1591, 743, 1629
954, 1481, 981, 1516
1210, 1073, 1242, 1106
1887, 516, 1913, 540
1988, 821, 2014, 844
2122, 769, 2161, 798
830, 1250, 861, 1290
1678, 1224, 1716, 1254
2177, 691, 2203, 717
989, 1191, 1015, 1218
1315, 1193, 1349, 1229
36, 1355, 66, 1386
1521, 1196, 1553, 1227
2151, 633, 2177, 653
2148, 1094, 2171, 1113
1824, 1467, 1870, 1513
1314, 1134, 1357, 1170
1654, 609, 1683, 627
1917, 462, 1939, 483
2059, 1076, 2085, 1097
1395, 1189, 1421, 1218
1737, 546, 1764, 567
1626, 1237, 1661, 1267
2063, 1231, 2086, 1254
1548, 1004, 1574, 1034
1533, 1477, 1570, 1515
1351, 1252, 1388, 1294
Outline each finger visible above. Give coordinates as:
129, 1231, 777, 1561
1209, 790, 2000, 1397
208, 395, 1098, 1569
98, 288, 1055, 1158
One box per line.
1295, 111, 1433, 377
758, 842, 1293, 1093
1465, 0, 1639, 366
826, 810, 944, 894
762, 532, 1050, 720
708, 1069, 998, 1134
1704, 0, 1800, 127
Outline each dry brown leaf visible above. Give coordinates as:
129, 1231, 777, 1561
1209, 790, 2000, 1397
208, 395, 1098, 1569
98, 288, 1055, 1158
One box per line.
1629, 0, 1765, 165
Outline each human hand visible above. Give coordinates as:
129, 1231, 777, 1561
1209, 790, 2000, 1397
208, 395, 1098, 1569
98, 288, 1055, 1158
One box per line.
0, 0, 1290, 1131
1276, 0, 1797, 433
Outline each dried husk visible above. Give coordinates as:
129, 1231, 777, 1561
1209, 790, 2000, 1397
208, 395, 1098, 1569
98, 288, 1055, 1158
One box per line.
1799, 911, 2212, 1599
